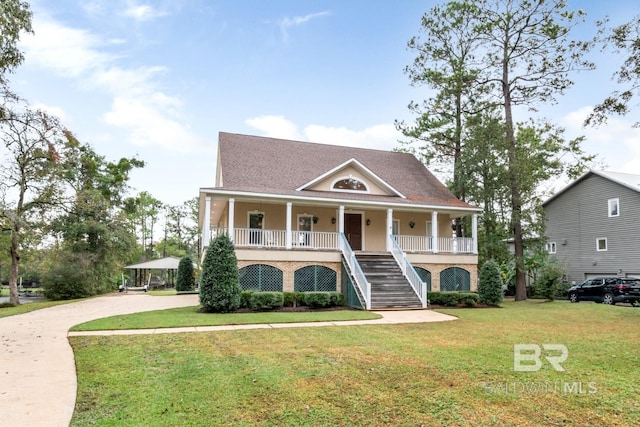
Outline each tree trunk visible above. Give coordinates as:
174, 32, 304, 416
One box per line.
9, 227, 20, 305
502, 36, 527, 301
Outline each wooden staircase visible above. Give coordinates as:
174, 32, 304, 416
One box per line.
356, 254, 423, 309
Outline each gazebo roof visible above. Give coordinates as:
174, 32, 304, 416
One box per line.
124, 257, 181, 270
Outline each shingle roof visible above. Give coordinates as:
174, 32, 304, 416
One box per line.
543, 170, 640, 206
208, 132, 477, 210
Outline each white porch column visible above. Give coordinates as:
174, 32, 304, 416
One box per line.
202, 196, 211, 248
431, 211, 439, 254
228, 198, 235, 241
386, 208, 393, 251
338, 205, 345, 234
472, 213, 479, 254
286, 202, 292, 249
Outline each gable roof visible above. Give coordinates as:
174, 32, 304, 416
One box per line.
295, 157, 406, 198
543, 170, 640, 207
204, 132, 477, 211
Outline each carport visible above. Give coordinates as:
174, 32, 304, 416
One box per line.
123, 257, 181, 290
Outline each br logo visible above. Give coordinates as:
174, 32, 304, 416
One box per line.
513, 344, 568, 372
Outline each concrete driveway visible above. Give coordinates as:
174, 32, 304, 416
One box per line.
0, 293, 456, 426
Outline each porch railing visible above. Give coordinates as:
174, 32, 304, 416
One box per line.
338, 233, 371, 310
211, 227, 339, 250
389, 235, 427, 308
393, 235, 475, 254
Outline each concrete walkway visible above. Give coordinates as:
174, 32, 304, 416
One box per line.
0, 293, 456, 427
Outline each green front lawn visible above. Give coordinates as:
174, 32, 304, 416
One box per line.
69, 301, 640, 426
71, 306, 382, 331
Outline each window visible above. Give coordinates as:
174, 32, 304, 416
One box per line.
332, 176, 368, 192
608, 198, 619, 217
546, 242, 557, 254
596, 237, 608, 251
392, 219, 399, 236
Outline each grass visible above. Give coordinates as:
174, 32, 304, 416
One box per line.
71, 306, 382, 331
69, 300, 640, 426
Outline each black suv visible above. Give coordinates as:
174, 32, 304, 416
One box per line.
568, 277, 640, 305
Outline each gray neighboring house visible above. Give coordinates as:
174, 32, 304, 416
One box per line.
542, 170, 640, 284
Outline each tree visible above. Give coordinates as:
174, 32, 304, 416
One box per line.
124, 191, 163, 259
0, 109, 66, 304
47, 137, 144, 298
478, 259, 504, 306
176, 255, 195, 292
404, 0, 595, 301
587, 14, 640, 127
397, 1, 484, 236
0, 0, 32, 81
199, 234, 240, 313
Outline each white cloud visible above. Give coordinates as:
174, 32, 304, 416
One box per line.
278, 11, 330, 41
19, 13, 206, 153
103, 96, 207, 153
561, 106, 640, 174
245, 115, 401, 151
245, 115, 303, 140
122, 3, 168, 21
32, 103, 69, 122
304, 123, 400, 151
20, 17, 113, 77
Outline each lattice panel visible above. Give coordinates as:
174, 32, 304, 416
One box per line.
294, 266, 337, 292
341, 262, 363, 309
238, 264, 283, 291
440, 267, 471, 291
414, 267, 432, 292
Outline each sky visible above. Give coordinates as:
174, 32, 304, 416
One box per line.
9, 0, 640, 206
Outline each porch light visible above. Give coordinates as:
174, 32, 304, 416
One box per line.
313, 215, 319, 224
409, 220, 415, 228
331, 217, 336, 224
366, 219, 371, 226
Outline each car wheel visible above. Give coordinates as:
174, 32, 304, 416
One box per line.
602, 293, 614, 305
569, 293, 578, 303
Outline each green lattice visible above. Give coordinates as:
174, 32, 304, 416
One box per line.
294, 265, 337, 292
238, 264, 283, 291
341, 261, 363, 309
440, 267, 470, 291
414, 267, 432, 292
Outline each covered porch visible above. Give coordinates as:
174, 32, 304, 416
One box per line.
200, 195, 478, 255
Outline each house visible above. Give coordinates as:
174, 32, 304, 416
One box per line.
543, 170, 640, 284
199, 132, 481, 309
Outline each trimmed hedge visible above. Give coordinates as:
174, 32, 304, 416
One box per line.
249, 292, 284, 310
428, 291, 479, 307
240, 291, 254, 308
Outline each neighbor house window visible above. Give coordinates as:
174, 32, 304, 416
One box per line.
596, 237, 608, 251
546, 242, 557, 254
608, 198, 619, 217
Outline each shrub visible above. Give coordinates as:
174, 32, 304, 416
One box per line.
535, 258, 566, 301
283, 292, 295, 307
295, 292, 307, 306
428, 291, 460, 306
0, 301, 16, 308
249, 292, 284, 310
304, 292, 332, 308
459, 292, 479, 307
240, 291, 253, 308
329, 292, 344, 306
478, 259, 504, 306
199, 234, 241, 312
176, 256, 195, 292
42, 256, 95, 300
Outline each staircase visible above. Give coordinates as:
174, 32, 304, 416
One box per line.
356, 254, 423, 309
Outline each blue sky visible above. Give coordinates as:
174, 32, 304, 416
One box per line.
11, 0, 640, 206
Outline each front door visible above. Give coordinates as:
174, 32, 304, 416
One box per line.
345, 213, 362, 250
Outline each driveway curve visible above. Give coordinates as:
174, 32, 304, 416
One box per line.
0, 293, 198, 427
0, 293, 456, 426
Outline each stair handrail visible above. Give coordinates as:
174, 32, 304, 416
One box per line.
389, 235, 427, 308
338, 233, 371, 310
